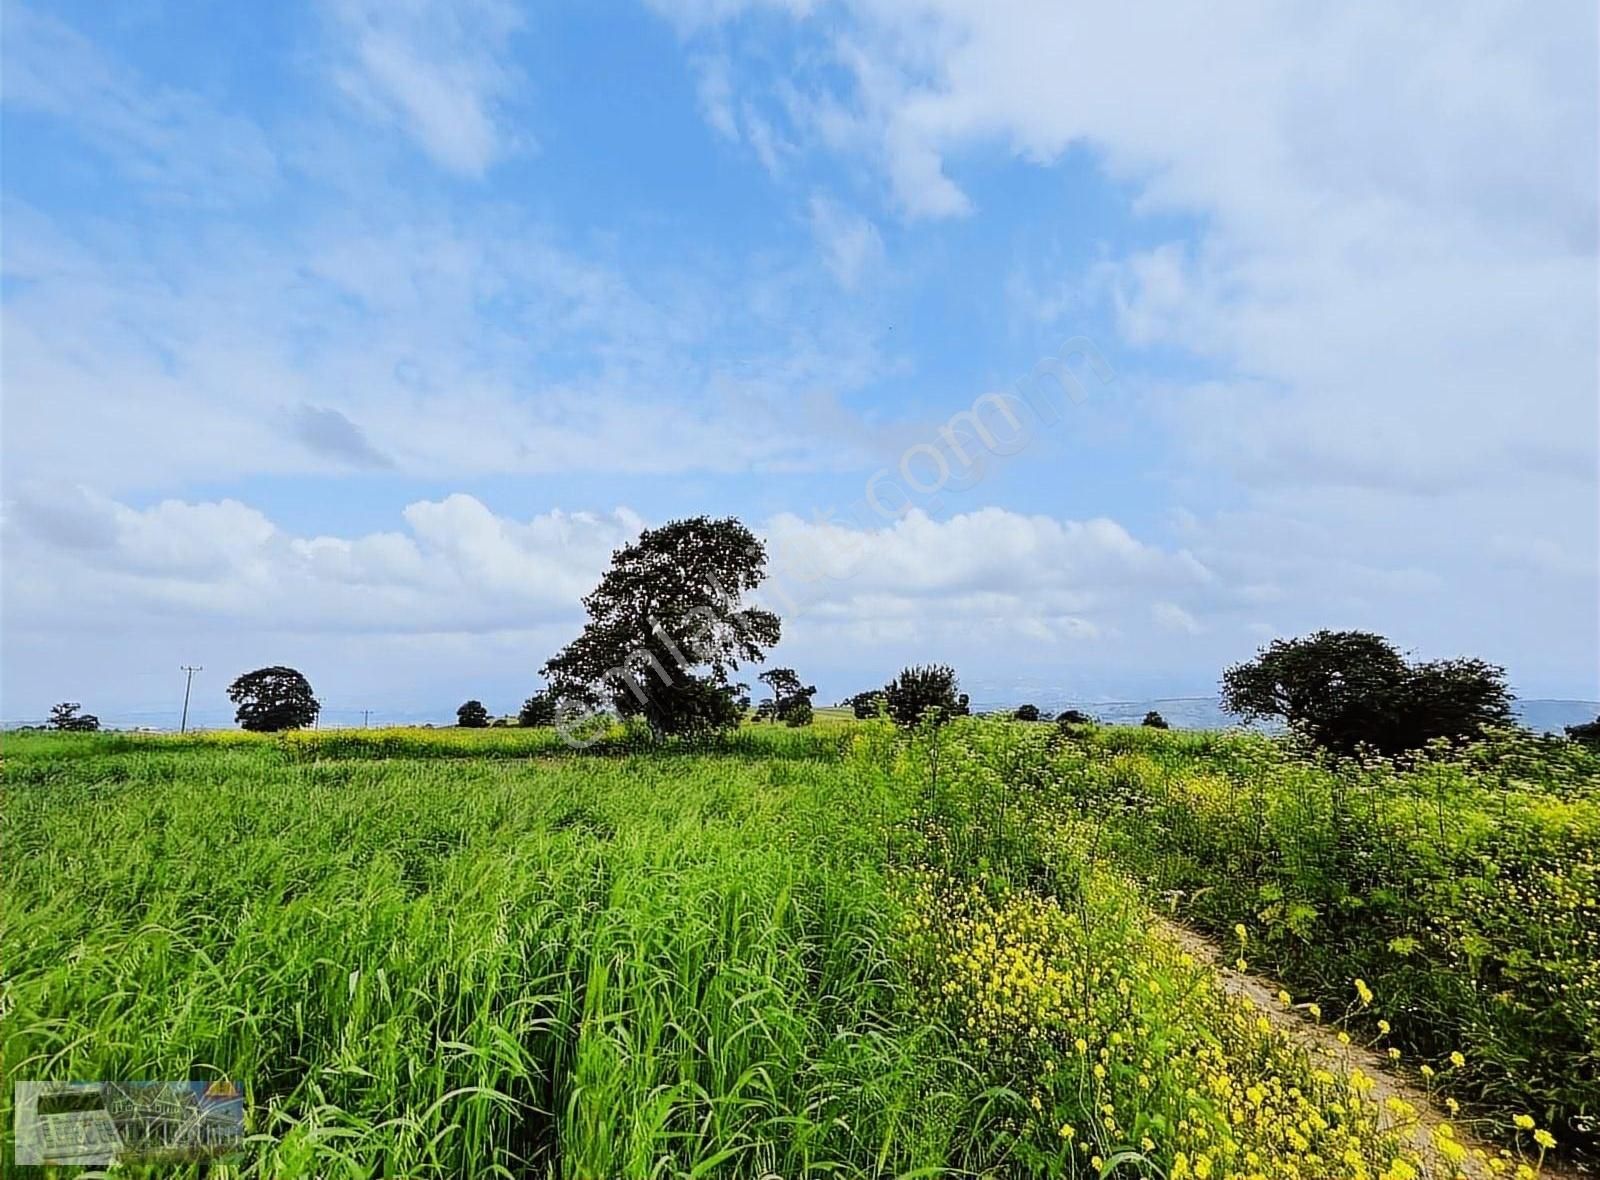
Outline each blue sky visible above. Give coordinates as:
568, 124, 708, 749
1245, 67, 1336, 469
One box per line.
3, 0, 1596, 726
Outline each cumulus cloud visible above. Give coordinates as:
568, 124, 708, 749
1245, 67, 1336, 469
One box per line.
762, 507, 1210, 602
652, 0, 1599, 694
7, 487, 1587, 716
3, 488, 644, 634
6, 492, 1209, 632
2, 493, 1227, 710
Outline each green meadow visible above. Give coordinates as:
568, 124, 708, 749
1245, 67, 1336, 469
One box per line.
2, 721, 1593, 1177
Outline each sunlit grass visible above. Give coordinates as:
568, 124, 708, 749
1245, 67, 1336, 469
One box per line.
3, 720, 1589, 1174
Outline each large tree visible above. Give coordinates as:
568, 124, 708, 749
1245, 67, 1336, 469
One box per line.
543, 516, 780, 738
228, 666, 320, 732
456, 700, 490, 728
1221, 630, 1513, 756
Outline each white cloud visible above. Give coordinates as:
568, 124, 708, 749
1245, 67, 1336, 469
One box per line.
762, 507, 1210, 603
0, 3, 279, 206
0, 198, 897, 493
660, 1, 1595, 491
3, 493, 1227, 714
654, 0, 1599, 694
1, 6, 908, 498
4, 488, 643, 634
1152, 602, 1202, 636
7, 492, 1210, 634
324, 0, 525, 176
8, 486, 1590, 714
807, 194, 884, 290
694, 52, 740, 140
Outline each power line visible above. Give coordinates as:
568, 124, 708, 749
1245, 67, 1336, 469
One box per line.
179, 666, 203, 734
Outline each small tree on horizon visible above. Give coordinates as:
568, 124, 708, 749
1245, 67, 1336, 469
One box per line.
456, 700, 491, 728
48, 702, 100, 732
883, 664, 966, 728
758, 666, 816, 723
1142, 710, 1169, 729
1013, 704, 1041, 722
1056, 709, 1093, 726
228, 667, 319, 732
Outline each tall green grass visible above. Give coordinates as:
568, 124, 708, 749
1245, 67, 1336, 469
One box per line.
2, 729, 960, 1177
6, 720, 1583, 1175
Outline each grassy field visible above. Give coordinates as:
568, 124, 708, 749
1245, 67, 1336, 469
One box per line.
2, 720, 1590, 1176
1027, 724, 1599, 1152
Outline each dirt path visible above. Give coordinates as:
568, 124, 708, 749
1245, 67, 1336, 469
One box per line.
1152, 915, 1581, 1180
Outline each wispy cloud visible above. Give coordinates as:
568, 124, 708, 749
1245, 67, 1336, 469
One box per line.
807, 194, 883, 290
1, 195, 895, 493
323, 0, 526, 176
0, 3, 279, 206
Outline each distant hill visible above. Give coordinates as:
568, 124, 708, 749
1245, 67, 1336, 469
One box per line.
1512, 699, 1600, 735
973, 695, 1600, 735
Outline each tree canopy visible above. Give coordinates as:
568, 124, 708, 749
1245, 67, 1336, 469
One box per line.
456, 700, 490, 728
847, 690, 887, 720
543, 516, 780, 738
518, 691, 557, 728
228, 666, 320, 732
1220, 630, 1513, 755
882, 664, 968, 728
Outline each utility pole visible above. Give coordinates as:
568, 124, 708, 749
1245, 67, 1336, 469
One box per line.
362, 709, 371, 728
179, 666, 203, 734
